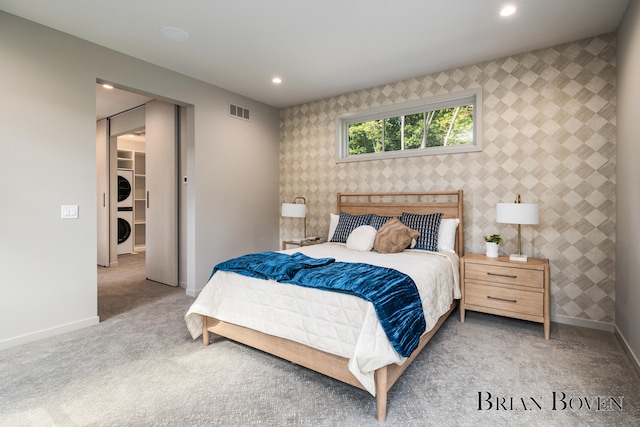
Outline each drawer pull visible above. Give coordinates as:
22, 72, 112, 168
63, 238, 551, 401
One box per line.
487, 272, 517, 279
487, 295, 517, 303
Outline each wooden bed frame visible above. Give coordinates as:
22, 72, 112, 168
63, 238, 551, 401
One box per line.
202, 190, 464, 421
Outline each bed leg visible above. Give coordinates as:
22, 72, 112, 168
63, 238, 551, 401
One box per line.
202, 316, 210, 346
375, 366, 388, 422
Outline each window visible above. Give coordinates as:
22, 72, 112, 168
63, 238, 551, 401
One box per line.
337, 89, 481, 162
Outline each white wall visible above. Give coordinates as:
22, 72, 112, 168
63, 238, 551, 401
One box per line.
0, 11, 280, 349
616, 0, 640, 369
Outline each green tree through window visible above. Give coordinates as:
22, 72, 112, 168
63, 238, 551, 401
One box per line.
348, 104, 474, 156
338, 89, 481, 161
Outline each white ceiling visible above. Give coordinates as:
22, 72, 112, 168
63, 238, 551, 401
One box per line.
1, 0, 629, 113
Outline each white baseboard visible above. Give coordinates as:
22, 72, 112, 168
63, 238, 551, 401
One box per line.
181, 281, 204, 298
0, 316, 99, 351
185, 287, 202, 298
551, 313, 614, 332
614, 326, 640, 379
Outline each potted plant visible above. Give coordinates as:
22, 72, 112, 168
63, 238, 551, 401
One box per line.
484, 234, 503, 258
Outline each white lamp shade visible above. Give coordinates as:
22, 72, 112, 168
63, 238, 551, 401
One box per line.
281, 203, 306, 218
496, 203, 538, 225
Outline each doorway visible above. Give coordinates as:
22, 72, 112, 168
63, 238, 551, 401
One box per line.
96, 86, 183, 319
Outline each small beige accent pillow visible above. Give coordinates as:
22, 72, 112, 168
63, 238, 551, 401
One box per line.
374, 218, 421, 254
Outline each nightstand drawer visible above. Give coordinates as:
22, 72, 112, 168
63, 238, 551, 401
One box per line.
465, 262, 543, 289
465, 282, 543, 317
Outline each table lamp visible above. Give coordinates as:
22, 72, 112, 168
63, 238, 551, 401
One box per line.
496, 194, 539, 262
282, 196, 307, 239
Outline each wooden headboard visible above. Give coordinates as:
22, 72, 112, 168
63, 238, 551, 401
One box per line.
336, 191, 464, 256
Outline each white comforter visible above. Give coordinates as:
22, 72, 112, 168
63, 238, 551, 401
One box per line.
185, 243, 460, 395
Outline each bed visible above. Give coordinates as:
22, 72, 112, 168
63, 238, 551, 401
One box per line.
185, 191, 464, 421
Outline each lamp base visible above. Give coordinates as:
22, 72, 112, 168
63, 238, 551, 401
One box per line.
509, 253, 528, 262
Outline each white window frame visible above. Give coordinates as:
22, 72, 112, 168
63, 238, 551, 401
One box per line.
336, 88, 482, 163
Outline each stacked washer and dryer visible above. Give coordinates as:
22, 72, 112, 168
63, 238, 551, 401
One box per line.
117, 169, 134, 255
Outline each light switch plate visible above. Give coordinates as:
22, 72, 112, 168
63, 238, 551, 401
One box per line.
61, 205, 79, 219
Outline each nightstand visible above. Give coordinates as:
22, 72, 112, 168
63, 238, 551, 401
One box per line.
281, 238, 327, 250
460, 253, 550, 339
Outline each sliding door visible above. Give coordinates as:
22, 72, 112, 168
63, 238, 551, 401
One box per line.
145, 100, 178, 286
96, 119, 109, 267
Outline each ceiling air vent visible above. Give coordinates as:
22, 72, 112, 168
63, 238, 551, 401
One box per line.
229, 103, 250, 121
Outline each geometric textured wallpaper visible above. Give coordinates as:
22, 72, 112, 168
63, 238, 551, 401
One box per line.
280, 34, 617, 324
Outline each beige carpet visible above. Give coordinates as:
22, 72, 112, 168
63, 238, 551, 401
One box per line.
97, 252, 177, 321
0, 254, 638, 426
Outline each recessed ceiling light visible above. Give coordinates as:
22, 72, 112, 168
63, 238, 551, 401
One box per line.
272, 77, 282, 84
102, 84, 113, 89
160, 26, 189, 42
500, 5, 516, 16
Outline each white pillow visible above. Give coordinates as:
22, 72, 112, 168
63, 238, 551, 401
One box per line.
438, 218, 459, 253
346, 225, 377, 251
327, 213, 340, 241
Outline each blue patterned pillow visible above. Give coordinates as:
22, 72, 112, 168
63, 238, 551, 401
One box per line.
399, 212, 443, 251
330, 212, 373, 243
369, 214, 394, 230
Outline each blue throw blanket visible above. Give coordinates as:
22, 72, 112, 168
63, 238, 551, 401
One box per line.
212, 251, 335, 281
212, 252, 426, 357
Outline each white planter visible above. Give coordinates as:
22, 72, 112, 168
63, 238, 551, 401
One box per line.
485, 242, 499, 258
